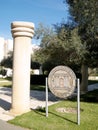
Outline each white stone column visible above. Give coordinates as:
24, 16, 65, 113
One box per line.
10, 21, 34, 115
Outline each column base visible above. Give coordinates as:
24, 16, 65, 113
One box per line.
9, 108, 31, 116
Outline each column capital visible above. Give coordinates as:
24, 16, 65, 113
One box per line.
11, 21, 34, 38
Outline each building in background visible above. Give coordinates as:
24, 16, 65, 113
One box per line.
0, 37, 5, 62
0, 37, 40, 76
0, 37, 40, 62
0, 37, 13, 62
31, 43, 40, 55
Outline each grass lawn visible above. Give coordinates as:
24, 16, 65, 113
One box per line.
0, 78, 12, 87
8, 100, 98, 130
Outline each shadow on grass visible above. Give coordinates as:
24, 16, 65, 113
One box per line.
49, 111, 77, 124
30, 85, 46, 91
88, 80, 98, 85
68, 89, 98, 103
32, 107, 77, 125
31, 107, 46, 117
4, 77, 12, 81
2, 85, 12, 88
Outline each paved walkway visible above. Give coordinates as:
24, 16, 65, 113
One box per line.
0, 119, 29, 130
0, 86, 59, 130
0, 87, 59, 121
0, 83, 98, 130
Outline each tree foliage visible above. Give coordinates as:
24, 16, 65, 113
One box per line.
64, 0, 98, 92
65, 0, 98, 67
34, 23, 55, 48
33, 23, 85, 73
0, 51, 13, 68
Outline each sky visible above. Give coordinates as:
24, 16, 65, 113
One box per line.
0, 0, 69, 40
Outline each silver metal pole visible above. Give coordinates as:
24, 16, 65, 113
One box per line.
77, 78, 80, 125
46, 77, 48, 117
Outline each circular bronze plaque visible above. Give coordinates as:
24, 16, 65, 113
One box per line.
48, 66, 76, 99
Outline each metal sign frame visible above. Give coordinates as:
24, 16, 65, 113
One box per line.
45, 76, 80, 125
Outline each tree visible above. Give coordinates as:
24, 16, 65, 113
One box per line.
33, 23, 85, 75
65, 0, 98, 93
33, 23, 58, 65
0, 51, 13, 68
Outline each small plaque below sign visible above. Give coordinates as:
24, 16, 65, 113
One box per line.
48, 66, 76, 99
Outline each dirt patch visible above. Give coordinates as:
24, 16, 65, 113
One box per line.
56, 107, 77, 114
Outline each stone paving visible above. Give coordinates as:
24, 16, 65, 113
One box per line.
0, 119, 29, 130
0, 86, 59, 121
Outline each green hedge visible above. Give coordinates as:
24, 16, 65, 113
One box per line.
30, 75, 47, 85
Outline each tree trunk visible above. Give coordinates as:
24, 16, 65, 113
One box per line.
80, 64, 88, 94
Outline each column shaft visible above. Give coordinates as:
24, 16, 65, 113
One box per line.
10, 21, 34, 115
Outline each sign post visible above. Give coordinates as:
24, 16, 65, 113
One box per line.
46, 77, 48, 117
77, 78, 80, 125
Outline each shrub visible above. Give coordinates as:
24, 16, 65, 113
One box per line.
30, 75, 47, 85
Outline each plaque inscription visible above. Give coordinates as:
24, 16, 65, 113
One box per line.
48, 66, 76, 99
